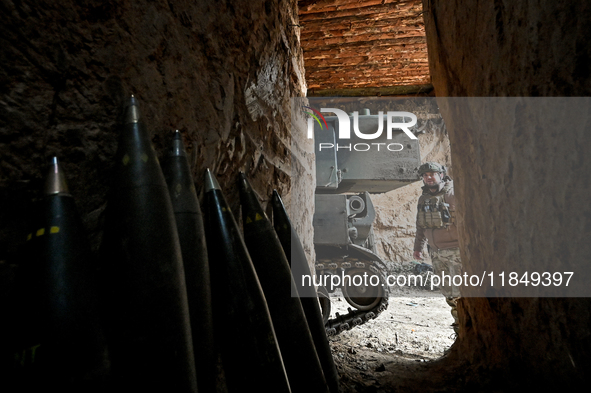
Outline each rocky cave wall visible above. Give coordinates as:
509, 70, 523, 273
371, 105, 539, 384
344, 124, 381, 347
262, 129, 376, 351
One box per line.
422, 0, 591, 389
0, 0, 315, 283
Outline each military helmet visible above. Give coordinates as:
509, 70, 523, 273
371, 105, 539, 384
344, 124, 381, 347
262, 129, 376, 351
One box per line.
418, 162, 446, 176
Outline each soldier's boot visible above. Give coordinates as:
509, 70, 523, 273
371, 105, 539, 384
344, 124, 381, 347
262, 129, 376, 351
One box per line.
446, 297, 460, 334
444, 297, 460, 355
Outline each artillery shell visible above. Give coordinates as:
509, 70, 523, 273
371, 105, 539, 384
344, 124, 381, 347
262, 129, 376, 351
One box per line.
161, 130, 215, 393
203, 169, 291, 393
9, 157, 109, 391
100, 96, 197, 392
271, 190, 341, 393
238, 173, 329, 393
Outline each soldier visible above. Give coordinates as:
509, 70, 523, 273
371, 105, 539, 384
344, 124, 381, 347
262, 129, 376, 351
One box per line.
412, 162, 462, 336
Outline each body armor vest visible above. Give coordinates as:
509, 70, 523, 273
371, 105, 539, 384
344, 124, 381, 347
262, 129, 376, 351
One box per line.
417, 182, 454, 229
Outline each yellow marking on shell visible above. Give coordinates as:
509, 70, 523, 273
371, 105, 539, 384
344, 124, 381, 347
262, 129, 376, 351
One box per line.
246, 216, 253, 224
26, 233, 32, 241
141, 153, 149, 163
36, 228, 45, 237
175, 183, 182, 194
30, 344, 41, 363
122, 154, 130, 165
222, 207, 227, 212
50, 226, 60, 234
255, 213, 264, 221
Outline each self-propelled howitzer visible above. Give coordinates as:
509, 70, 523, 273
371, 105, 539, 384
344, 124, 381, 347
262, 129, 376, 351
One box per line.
311, 108, 422, 335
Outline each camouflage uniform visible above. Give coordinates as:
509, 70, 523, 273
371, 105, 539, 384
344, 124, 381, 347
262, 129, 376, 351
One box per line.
413, 164, 462, 333
429, 247, 461, 332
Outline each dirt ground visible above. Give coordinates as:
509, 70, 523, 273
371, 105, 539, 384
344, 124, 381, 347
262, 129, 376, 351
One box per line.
325, 262, 462, 392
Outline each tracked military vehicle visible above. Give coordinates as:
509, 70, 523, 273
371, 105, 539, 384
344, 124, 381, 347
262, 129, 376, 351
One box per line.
310, 108, 422, 335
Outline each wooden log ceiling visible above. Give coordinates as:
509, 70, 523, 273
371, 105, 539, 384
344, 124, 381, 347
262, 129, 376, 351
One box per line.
298, 0, 432, 96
